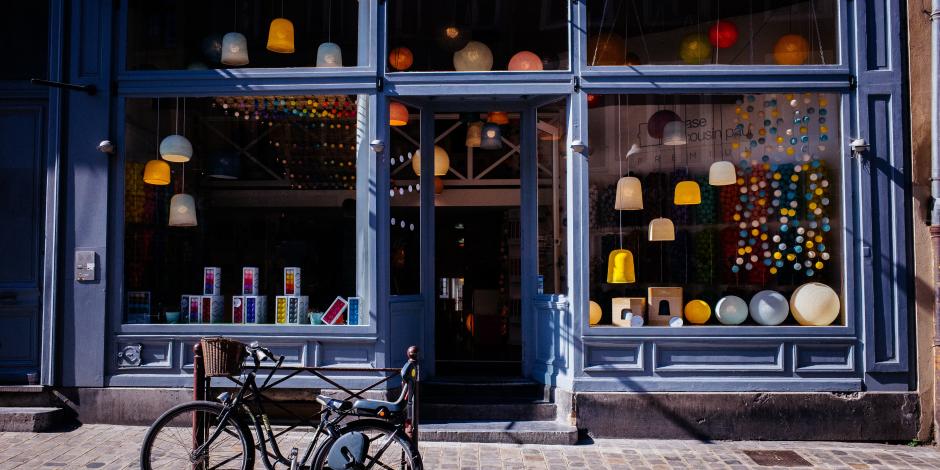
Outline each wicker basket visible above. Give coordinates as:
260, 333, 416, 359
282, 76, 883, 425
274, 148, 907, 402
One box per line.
200, 337, 246, 377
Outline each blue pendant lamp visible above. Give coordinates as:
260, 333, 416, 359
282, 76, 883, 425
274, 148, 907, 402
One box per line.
480, 123, 502, 150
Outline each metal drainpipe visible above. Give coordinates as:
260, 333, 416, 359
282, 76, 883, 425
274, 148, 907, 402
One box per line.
931, 0, 940, 442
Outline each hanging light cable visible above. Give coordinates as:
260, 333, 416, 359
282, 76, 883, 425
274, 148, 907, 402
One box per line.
144, 98, 170, 185
609, 94, 636, 283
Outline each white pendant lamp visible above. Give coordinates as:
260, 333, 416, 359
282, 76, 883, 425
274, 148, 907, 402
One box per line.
648, 217, 675, 241
626, 143, 642, 157
168, 193, 198, 227
708, 161, 737, 186
316, 42, 343, 67
221, 32, 249, 66
412, 145, 450, 176
160, 98, 192, 163
453, 41, 494, 71
662, 121, 687, 146
614, 176, 643, 210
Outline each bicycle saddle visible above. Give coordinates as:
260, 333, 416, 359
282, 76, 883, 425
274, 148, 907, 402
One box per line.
316, 395, 352, 412
351, 397, 405, 418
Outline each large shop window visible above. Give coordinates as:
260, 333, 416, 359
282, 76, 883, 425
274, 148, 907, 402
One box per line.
586, 0, 838, 66
126, 0, 360, 70
588, 93, 842, 328
123, 95, 366, 327
386, 0, 569, 72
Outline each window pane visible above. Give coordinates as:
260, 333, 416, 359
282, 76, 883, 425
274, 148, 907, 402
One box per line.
386, 0, 569, 72
588, 93, 842, 328
126, 0, 360, 70
388, 101, 420, 295
537, 102, 568, 295
123, 95, 365, 326
586, 0, 838, 66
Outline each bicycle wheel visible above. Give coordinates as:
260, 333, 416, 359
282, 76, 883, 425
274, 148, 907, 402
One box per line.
310, 419, 422, 470
140, 400, 255, 470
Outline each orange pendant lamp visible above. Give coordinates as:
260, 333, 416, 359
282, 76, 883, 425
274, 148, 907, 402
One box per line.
266, 18, 295, 53
389, 102, 409, 126
486, 111, 509, 125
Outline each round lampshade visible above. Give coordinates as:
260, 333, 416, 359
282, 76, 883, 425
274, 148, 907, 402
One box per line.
606, 249, 636, 284
589, 300, 602, 325
438, 25, 470, 52
207, 152, 240, 179
715, 295, 748, 325
773, 34, 810, 65
684, 300, 711, 325
143, 159, 171, 185
389, 47, 414, 71
266, 18, 295, 53
749, 290, 790, 326
508, 51, 543, 71
201, 34, 223, 64
466, 121, 483, 148
434, 176, 444, 194
586, 34, 626, 66
220, 32, 249, 66
486, 112, 509, 125
412, 145, 450, 176
453, 41, 493, 71
159, 135, 193, 163
647, 110, 681, 139
316, 42, 343, 67
168, 193, 197, 227
480, 123, 502, 150
614, 176, 643, 210
708, 20, 739, 49
648, 217, 675, 241
790, 282, 840, 326
708, 161, 737, 186
662, 121, 687, 146
679, 33, 712, 64
389, 102, 409, 126
674, 180, 701, 205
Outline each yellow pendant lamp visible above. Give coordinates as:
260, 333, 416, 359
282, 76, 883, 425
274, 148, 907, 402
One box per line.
648, 217, 675, 241
412, 145, 450, 176
389, 102, 409, 126
606, 249, 636, 284
143, 159, 171, 185
266, 18, 295, 53
674, 180, 702, 205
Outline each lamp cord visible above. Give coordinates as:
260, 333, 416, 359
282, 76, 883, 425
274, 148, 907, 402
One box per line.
328, 0, 333, 42
592, 0, 609, 66
156, 98, 160, 154
617, 94, 623, 250
174, 97, 179, 135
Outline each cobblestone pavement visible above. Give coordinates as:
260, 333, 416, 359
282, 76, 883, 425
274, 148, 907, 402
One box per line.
1, 424, 940, 469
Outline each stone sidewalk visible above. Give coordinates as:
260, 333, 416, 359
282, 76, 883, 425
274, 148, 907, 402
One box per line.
1, 424, 939, 469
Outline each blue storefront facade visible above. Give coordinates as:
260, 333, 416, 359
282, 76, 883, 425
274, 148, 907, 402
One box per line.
0, 0, 930, 439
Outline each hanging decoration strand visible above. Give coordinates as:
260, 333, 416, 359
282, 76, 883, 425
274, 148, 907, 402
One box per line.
810, 0, 826, 65
592, 0, 610, 67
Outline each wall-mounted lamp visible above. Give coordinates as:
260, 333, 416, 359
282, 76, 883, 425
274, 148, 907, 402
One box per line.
849, 138, 869, 158
570, 140, 587, 154
97, 140, 114, 154
370, 139, 385, 153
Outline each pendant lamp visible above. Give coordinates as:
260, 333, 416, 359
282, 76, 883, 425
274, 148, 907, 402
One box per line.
438, 25, 471, 52
466, 121, 483, 147
221, 32, 249, 66
389, 47, 414, 71
160, 135, 193, 163
480, 123, 502, 150
674, 180, 702, 205
614, 176, 643, 210
508, 51, 543, 71
606, 249, 636, 284
434, 177, 445, 194
168, 193, 198, 227
266, 18, 295, 53
662, 121, 687, 146
626, 143, 641, 158
143, 159, 171, 185
412, 145, 450, 176
486, 112, 509, 125
648, 217, 675, 241
453, 41, 493, 71
389, 102, 409, 126
708, 161, 737, 186
317, 42, 343, 67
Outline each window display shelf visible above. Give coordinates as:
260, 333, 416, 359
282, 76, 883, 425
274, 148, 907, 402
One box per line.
118, 322, 375, 337
584, 323, 852, 338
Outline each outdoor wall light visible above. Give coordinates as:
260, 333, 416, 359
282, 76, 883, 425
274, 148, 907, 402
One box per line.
849, 138, 869, 157
97, 140, 114, 154
370, 140, 385, 153
570, 140, 587, 154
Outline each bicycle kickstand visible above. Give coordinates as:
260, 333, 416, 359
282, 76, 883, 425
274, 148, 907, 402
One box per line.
288, 447, 299, 470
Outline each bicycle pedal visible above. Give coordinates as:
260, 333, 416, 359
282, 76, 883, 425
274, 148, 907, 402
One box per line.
288, 447, 299, 470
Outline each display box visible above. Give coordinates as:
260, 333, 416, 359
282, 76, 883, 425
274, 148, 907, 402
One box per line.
201, 295, 225, 323
232, 296, 244, 323
127, 291, 151, 324
611, 297, 646, 327
321, 296, 348, 325
187, 295, 202, 324
276, 295, 308, 325
204, 267, 222, 295
647, 287, 683, 326
347, 297, 360, 326
242, 267, 259, 295
283, 267, 301, 296
244, 296, 268, 324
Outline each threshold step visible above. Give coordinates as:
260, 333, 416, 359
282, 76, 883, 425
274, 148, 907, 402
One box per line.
420, 401, 556, 421
0, 407, 67, 432
418, 420, 577, 445
421, 380, 548, 401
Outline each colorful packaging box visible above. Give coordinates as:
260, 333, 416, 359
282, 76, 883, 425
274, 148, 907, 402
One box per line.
276, 295, 308, 325
188, 295, 202, 324
203, 267, 222, 295
201, 295, 225, 323
244, 296, 268, 324
321, 296, 348, 325
232, 296, 244, 323
347, 297, 360, 326
242, 267, 259, 295
283, 267, 301, 296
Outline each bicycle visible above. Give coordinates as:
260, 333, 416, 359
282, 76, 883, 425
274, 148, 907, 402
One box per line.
139, 341, 423, 470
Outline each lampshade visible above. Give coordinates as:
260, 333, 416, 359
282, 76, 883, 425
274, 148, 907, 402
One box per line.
221, 32, 249, 66
749, 290, 790, 326
412, 145, 450, 176
773, 34, 810, 65
715, 295, 748, 325
790, 282, 840, 326
614, 176, 643, 210
389, 102, 409, 126
434, 176, 444, 194
662, 121, 687, 145
508, 51, 543, 71
678, 32, 712, 65
708, 161, 737, 186
480, 123, 502, 150
626, 143, 642, 157
466, 121, 483, 147
168, 193, 197, 227
673, 180, 701, 205
438, 26, 470, 52
589, 301, 602, 325
486, 112, 509, 125
159, 135, 193, 163
266, 18, 295, 53
647, 110, 681, 139
208, 152, 240, 179
708, 20, 739, 49
316, 42, 343, 67
143, 159, 171, 185
648, 217, 675, 241
684, 300, 711, 325
453, 41, 493, 71
389, 47, 414, 71
606, 249, 636, 284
